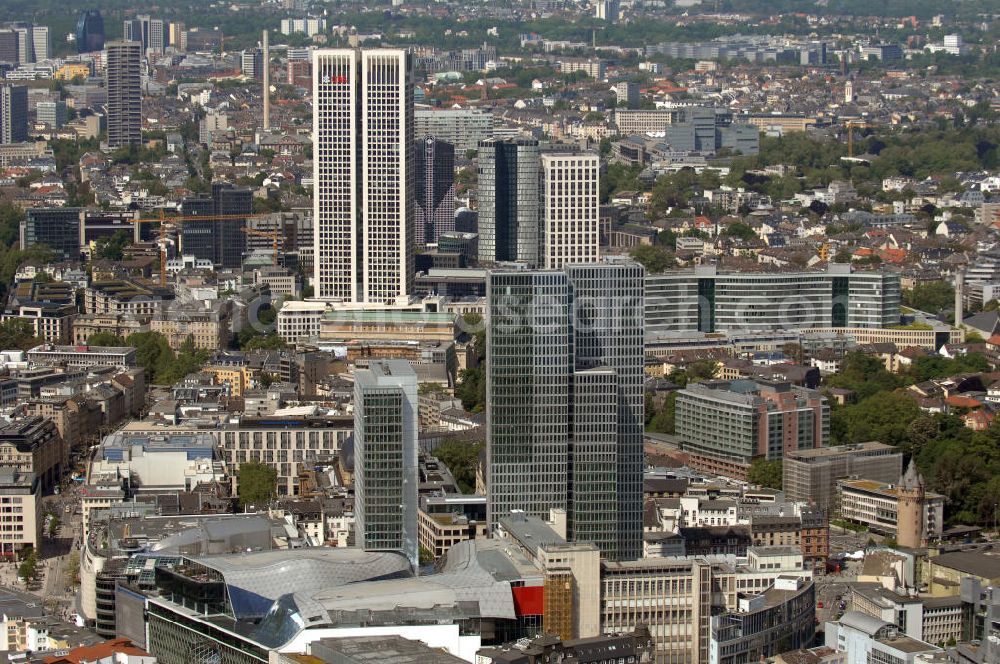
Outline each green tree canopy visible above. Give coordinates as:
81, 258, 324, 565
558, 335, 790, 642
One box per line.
237, 461, 277, 508
747, 458, 782, 490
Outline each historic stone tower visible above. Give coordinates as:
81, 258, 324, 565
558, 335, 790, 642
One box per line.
896, 459, 927, 549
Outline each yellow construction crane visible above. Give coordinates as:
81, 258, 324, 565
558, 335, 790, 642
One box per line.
241, 227, 282, 266
845, 120, 874, 158
129, 211, 275, 287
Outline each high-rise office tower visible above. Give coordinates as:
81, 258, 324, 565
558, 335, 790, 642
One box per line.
241, 48, 263, 79
36, 100, 67, 129
124, 16, 163, 55
76, 10, 105, 54
414, 136, 455, 246
353, 360, 418, 570
13, 26, 33, 65
0, 30, 18, 66
181, 183, 252, 268
312, 48, 415, 304
477, 137, 540, 265
167, 22, 186, 52
105, 41, 141, 148
0, 84, 27, 144
486, 261, 644, 560
31, 26, 49, 62
540, 153, 600, 269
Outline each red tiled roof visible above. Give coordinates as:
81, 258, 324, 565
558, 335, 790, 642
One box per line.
42, 638, 151, 664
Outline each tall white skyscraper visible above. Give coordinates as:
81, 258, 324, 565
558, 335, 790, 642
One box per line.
540, 153, 600, 269
31, 26, 49, 62
313, 48, 414, 303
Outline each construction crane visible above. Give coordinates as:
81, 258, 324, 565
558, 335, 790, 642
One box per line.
845, 119, 874, 158
241, 227, 282, 266
129, 211, 275, 287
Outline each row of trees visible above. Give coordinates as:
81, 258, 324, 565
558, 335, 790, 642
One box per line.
88, 331, 211, 385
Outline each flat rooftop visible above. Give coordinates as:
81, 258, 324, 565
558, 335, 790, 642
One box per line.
786, 442, 897, 460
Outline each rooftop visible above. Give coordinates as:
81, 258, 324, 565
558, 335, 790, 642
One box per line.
931, 549, 1000, 580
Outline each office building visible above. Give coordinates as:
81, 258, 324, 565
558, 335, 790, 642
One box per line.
541, 153, 599, 269
354, 360, 419, 570
594, 0, 620, 22
0, 30, 17, 66
613, 81, 640, 109
663, 106, 760, 156
199, 110, 227, 144
76, 10, 105, 54
12, 25, 32, 66
837, 476, 944, 541
645, 265, 901, 334
31, 26, 48, 61
181, 182, 252, 268
613, 108, 679, 134
36, 100, 67, 128
21, 207, 82, 260
415, 136, 456, 246
241, 47, 263, 79
825, 612, 940, 664
0, 417, 66, 493
105, 41, 141, 148
477, 138, 540, 265
0, 84, 27, 144
123, 15, 164, 55
0, 470, 41, 558
312, 48, 415, 303
414, 108, 493, 154
675, 379, 829, 480
783, 442, 903, 515
710, 577, 815, 664
487, 262, 644, 560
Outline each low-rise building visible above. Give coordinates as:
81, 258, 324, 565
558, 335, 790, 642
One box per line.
27, 343, 137, 369
72, 313, 148, 344
837, 479, 944, 541
783, 442, 903, 515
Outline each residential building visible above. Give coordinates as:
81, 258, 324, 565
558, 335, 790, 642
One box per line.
241, 47, 263, 79
105, 41, 141, 148
783, 442, 903, 515
415, 136, 455, 246
540, 153, 600, 269
675, 379, 829, 480
353, 360, 419, 570
487, 262, 644, 560
312, 48, 415, 304
0, 84, 27, 144
594, 0, 621, 22
477, 137, 540, 265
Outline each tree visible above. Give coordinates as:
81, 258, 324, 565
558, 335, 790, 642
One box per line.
747, 458, 782, 489
903, 281, 955, 315
836, 391, 921, 446
94, 230, 131, 260
646, 392, 676, 434
629, 244, 673, 273
18, 549, 36, 585
431, 439, 484, 493
237, 461, 277, 508
0, 318, 40, 350
722, 221, 757, 241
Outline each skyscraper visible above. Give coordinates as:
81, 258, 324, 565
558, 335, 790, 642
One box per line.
0, 30, 18, 66
241, 48, 263, 79
414, 136, 455, 246
312, 48, 415, 303
31, 26, 49, 62
0, 84, 27, 144
105, 41, 141, 149
21, 208, 82, 260
181, 183, 252, 268
540, 153, 600, 269
353, 360, 418, 570
76, 10, 105, 54
486, 261, 645, 560
123, 16, 163, 55
477, 137, 540, 265
13, 25, 32, 65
